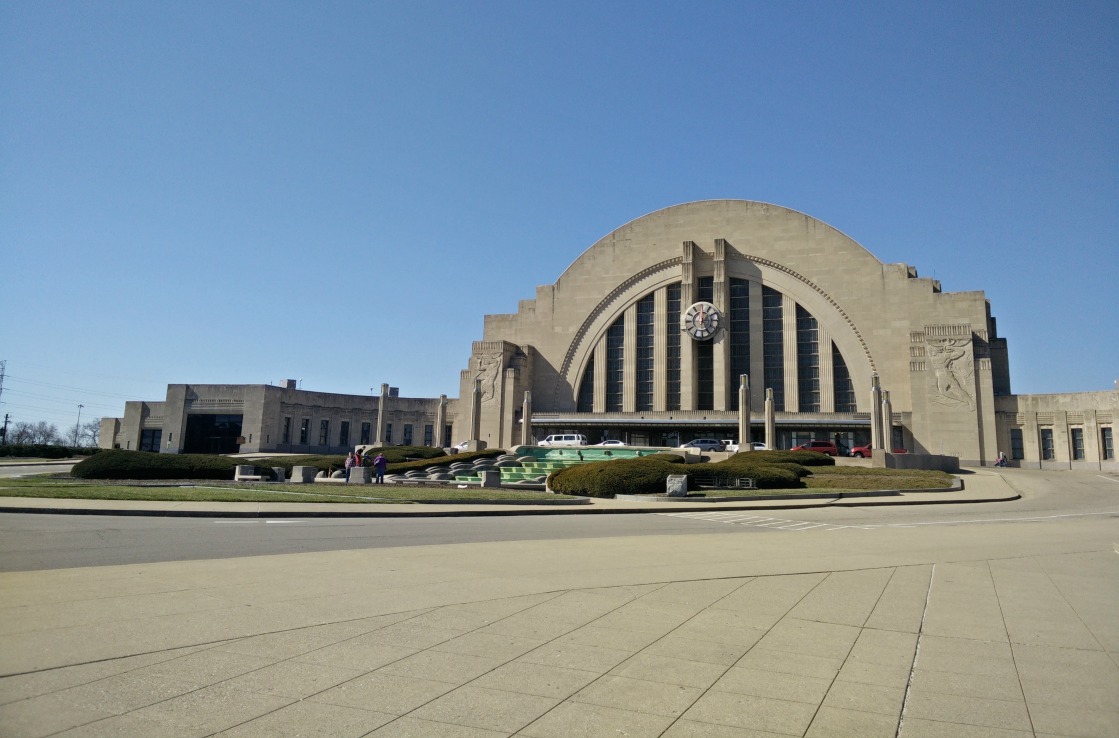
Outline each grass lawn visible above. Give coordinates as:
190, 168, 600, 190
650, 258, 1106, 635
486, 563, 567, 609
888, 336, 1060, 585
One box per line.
804, 466, 955, 490
0, 476, 577, 503
0, 466, 954, 503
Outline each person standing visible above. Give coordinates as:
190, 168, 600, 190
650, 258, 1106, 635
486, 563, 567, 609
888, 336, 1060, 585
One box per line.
373, 452, 387, 484
344, 451, 355, 481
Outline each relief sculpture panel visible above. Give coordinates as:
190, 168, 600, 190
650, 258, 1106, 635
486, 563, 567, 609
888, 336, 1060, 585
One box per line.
925, 336, 975, 410
470, 352, 504, 405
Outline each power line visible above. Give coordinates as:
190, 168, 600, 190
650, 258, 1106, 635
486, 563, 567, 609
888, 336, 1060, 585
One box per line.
5, 359, 164, 386
0, 402, 103, 420
1, 389, 121, 411
5, 375, 148, 400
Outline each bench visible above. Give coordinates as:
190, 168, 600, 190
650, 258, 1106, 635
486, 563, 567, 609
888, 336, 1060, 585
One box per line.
690, 475, 757, 490
234, 465, 266, 482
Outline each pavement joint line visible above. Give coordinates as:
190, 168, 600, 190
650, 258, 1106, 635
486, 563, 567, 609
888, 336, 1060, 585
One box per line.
384, 582, 678, 735
208, 588, 585, 738
895, 563, 934, 737
625, 572, 801, 736
1039, 553, 1114, 660
986, 560, 1038, 736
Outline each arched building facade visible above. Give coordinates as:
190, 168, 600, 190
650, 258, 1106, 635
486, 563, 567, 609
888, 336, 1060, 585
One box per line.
100, 199, 1114, 469
458, 200, 1044, 466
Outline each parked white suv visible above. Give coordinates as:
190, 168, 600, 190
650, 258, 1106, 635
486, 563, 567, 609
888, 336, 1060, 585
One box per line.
539, 434, 588, 447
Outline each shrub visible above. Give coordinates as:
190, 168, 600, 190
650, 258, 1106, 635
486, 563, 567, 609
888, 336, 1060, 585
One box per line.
548, 457, 684, 498
737, 450, 835, 466
644, 452, 687, 464
71, 450, 240, 480
548, 452, 808, 498
0, 444, 73, 459
689, 465, 801, 489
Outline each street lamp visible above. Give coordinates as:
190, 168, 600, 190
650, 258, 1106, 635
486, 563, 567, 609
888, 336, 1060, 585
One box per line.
75, 404, 84, 447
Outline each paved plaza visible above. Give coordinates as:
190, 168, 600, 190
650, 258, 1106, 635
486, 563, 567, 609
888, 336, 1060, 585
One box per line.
1, 471, 1117, 737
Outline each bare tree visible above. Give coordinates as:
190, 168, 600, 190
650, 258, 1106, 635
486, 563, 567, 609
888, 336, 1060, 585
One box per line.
79, 418, 101, 447
9, 421, 62, 445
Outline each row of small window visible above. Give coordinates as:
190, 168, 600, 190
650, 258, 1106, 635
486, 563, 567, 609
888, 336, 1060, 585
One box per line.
280, 418, 444, 448
1009, 426, 1114, 461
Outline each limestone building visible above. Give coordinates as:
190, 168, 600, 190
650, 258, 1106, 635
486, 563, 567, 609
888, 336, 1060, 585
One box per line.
101, 200, 1115, 469
100, 381, 456, 455
457, 200, 1115, 469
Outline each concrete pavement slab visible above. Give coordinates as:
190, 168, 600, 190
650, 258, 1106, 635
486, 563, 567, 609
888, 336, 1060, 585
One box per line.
569, 674, 704, 718
903, 689, 1034, 732
309, 671, 457, 714
805, 705, 899, 737
864, 564, 933, 632
608, 652, 727, 689
1, 477, 1116, 737
641, 632, 757, 667
681, 689, 819, 735
518, 699, 676, 738
214, 700, 395, 737
710, 665, 833, 704
408, 684, 560, 733
366, 716, 508, 737
899, 718, 1034, 737
785, 567, 894, 627
469, 661, 599, 699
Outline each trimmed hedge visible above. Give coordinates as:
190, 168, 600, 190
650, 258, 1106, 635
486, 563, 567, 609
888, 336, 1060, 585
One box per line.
737, 450, 836, 466
71, 450, 240, 480
0, 444, 100, 459
548, 457, 685, 498
548, 452, 808, 498
643, 452, 687, 464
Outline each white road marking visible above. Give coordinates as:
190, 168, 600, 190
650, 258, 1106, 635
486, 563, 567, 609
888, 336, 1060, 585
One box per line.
659, 509, 1119, 532
1099, 475, 1119, 484
212, 520, 306, 525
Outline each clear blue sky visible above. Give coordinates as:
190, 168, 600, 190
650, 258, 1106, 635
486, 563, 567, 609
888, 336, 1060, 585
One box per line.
2, 1, 1116, 430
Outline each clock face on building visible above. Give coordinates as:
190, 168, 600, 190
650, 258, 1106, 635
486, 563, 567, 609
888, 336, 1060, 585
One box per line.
682, 301, 722, 340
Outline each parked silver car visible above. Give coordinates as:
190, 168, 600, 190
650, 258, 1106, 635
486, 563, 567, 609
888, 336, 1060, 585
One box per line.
679, 439, 724, 451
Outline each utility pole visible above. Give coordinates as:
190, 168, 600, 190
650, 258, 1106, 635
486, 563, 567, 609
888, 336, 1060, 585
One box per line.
0, 361, 6, 445
76, 404, 84, 447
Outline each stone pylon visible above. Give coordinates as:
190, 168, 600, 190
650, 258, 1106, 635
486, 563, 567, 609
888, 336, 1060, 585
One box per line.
521, 391, 533, 447
738, 374, 751, 452
765, 388, 776, 450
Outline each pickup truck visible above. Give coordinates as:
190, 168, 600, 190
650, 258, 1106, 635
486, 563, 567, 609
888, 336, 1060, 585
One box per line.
723, 440, 769, 452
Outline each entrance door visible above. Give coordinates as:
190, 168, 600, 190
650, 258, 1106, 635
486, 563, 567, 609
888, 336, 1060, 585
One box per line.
183, 414, 244, 454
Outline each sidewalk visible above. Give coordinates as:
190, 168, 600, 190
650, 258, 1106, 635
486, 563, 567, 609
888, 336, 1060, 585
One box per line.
0, 470, 1018, 519
0, 468, 1115, 737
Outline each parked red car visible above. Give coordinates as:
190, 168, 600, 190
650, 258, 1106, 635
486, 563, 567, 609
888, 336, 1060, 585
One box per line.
849, 444, 908, 458
790, 440, 840, 456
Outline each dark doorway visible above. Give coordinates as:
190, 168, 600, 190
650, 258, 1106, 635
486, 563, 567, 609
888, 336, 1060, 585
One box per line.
183, 414, 244, 454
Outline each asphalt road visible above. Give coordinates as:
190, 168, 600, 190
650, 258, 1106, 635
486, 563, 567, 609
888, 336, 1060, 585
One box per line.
0, 461, 75, 478
1, 470, 1116, 573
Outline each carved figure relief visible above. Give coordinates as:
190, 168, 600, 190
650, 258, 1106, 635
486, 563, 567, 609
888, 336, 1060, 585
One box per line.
925, 337, 975, 409
470, 353, 503, 405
